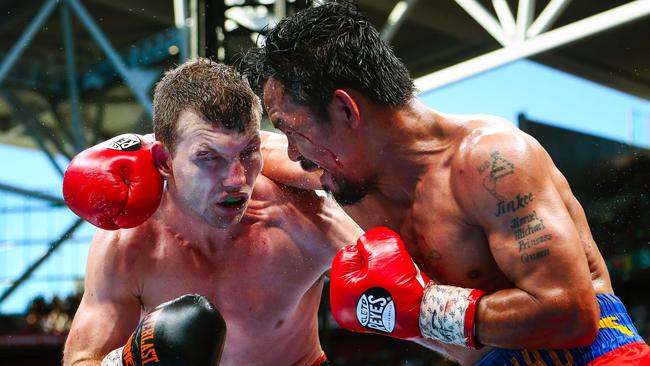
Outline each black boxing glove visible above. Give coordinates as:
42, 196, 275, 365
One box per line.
101, 294, 226, 366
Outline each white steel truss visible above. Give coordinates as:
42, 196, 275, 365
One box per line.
414, 0, 650, 92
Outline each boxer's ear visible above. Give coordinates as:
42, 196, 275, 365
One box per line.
333, 89, 361, 129
151, 141, 173, 177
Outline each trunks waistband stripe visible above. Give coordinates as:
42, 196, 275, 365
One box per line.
474, 293, 646, 366
311, 352, 328, 366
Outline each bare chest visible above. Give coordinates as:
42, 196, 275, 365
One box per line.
138, 224, 323, 335
402, 179, 511, 291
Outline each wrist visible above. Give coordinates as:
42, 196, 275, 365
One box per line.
418, 282, 485, 349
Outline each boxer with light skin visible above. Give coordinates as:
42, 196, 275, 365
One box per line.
62, 59, 362, 366
242, 2, 650, 365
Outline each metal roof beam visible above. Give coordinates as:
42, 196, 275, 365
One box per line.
415, 0, 650, 92
0, 218, 84, 306
0, 0, 59, 85
493, 0, 516, 39
67, 0, 154, 118
516, 0, 536, 42
527, 0, 572, 38
454, 0, 512, 46
381, 0, 419, 43
0, 181, 65, 206
0, 89, 68, 176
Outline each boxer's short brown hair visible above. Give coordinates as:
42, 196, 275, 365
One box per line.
153, 58, 262, 155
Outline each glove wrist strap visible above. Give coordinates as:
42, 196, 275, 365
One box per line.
418, 282, 485, 349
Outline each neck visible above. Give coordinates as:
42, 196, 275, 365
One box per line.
366, 98, 453, 206
153, 188, 236, 253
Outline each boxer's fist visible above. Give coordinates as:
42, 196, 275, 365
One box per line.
63, 134, 163, 230
101, 294, 226, 366
329, 227, 430, 340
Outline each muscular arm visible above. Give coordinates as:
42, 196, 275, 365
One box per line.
260, 131, 321, 190
63, 230, 142, 366
454, 129, 599, 349
307, 193, 364, 264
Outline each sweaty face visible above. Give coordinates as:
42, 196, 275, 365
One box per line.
263, 79, 375, 205
169, 109, 262, 227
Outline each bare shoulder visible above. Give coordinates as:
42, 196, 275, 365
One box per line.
90, 225, 153, 268
86, 225, 157, 299
450, 117, 550, 219
452, 116, 544, 172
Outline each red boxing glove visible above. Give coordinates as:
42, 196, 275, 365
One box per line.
329, 227, 431, 340
330, 227, 485, 348
63, 134, 163, 230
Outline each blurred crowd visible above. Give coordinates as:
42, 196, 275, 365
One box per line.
587, 153, 650, 257
22, 292, 81, 335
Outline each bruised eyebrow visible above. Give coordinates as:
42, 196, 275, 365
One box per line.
194, 143, 219, 154
194, 136, 260, 156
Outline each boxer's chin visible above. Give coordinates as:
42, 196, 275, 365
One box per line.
206, 205, 248, 228
325, 174, 374, 206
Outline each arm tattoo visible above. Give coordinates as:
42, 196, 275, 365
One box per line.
478, 152, 551, 264
510, 210, 553, 264
478, 151, 514, 202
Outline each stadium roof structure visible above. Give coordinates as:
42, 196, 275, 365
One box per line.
0, 0, 648, 153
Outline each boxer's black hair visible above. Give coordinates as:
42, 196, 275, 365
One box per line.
153, 58, 262, 155
240, 1, 415, 121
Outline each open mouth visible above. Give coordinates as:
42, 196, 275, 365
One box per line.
217, 195, 248, 210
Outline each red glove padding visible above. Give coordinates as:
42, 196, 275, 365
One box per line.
63, 134, 163, 230
330, 227, 430, 340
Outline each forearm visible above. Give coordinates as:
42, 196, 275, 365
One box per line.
65, 358, 102, 366
418, 283, 598, 350
260, 131, 321, 189
63, 347, 104, 366
474, 287, 598, 349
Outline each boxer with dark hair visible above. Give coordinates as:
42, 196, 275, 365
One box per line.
242, 2, 650, 365
63, 59, 361, 366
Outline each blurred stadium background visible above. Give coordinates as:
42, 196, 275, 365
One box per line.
0, 0, 649, 365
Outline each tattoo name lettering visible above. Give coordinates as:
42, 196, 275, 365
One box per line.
510, 210, 546, 240
518, 234, 552, 252
511, 210, 539, 229
521, 248, 550, 263
494, 192, 534, 217
510, 211, 552, 264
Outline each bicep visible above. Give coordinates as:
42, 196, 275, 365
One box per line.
64, 294, 140, 365
459, 136, 593, 298
64, 232, 142, 365
484, 186, 589, 295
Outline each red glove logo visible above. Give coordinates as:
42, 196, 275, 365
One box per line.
356, 287, 395, 333
105, 134, 142, 151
